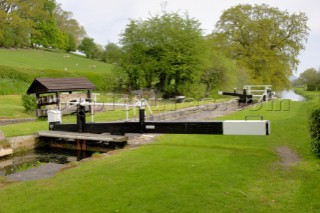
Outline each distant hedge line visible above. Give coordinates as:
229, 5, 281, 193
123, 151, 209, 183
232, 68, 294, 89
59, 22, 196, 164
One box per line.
0, 65, 121, 95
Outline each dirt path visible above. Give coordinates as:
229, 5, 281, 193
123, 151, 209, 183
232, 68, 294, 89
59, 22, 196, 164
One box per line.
275, 146, 300, 168
6, 163, 65, 182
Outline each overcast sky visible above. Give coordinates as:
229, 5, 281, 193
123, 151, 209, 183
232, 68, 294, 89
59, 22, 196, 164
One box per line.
55, 0, 320, 76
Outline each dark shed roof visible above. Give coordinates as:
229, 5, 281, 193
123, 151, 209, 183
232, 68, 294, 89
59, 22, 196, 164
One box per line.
27, 78, 96, 94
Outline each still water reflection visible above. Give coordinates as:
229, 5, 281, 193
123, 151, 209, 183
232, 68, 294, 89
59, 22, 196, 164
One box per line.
0, 147, 95, 176
277, 90, 306, 101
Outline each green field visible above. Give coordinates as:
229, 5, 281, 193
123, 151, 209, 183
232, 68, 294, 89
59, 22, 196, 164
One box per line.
0, 48, 118, 94
0, 95, 31, 119
0, 48, 113, 73
1, 97, 320, 212
295, 87, 320, 102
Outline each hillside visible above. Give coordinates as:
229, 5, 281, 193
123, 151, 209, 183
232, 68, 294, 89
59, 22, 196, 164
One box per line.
0, 48, 114, 73
0, 48, 120, 95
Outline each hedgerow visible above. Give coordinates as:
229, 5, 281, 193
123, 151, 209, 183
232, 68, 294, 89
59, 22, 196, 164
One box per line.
309, 107, 320, 157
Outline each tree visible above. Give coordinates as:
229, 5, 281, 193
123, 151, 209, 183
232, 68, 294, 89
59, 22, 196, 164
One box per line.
299, 68, 320, 91
54, 3, 86, 51
103, 42, 122, 64
201, 48, 239, 97
78, 37, 97, 58
0, 0, 86, 50
29, 0, 61, 48
211, 4, 309, 89
120, 11, 208, 97
0, 0, 47, 47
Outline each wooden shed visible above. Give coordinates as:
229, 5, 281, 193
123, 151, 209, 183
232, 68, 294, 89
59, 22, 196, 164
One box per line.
27, 78, 96, 117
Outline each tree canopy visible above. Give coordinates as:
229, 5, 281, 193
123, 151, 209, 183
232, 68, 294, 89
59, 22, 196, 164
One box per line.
119, 11, 209, 97
299, 67, 320, 91
211, 4, 309, 89
0, 2, 312, 96
0, 0, 85, 50
103, 42, 122, 64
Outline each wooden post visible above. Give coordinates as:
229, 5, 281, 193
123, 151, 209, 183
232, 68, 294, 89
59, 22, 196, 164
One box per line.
82, 140, 87, 151
139, 108, 145, 133
77, 139, 86, 151
76, 139, 81, 150
87, 90, 92, 115
36, 93, 41, 109
56, 92, 60, 109
77, 105, 86, 132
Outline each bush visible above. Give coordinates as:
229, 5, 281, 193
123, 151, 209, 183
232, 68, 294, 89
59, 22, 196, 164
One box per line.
21, 93, 37, 113
309, 107, 320, 157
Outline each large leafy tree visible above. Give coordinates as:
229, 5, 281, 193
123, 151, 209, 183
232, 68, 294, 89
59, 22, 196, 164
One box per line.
54, 3, 86, 51
0, 0, 85, 50
0, 0, 47, 47
30, 0, 60, 48
201, 47, 239, 96
299, 68, 320, 91
103, 42, 122, 64
211, 4, 309, 89
120, 11, 208, 97
78, 37, 98, 59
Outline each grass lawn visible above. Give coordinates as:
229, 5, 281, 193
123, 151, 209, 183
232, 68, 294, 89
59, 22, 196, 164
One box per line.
0, 95, 32, 119
1, 97, 320, 212
0, 109, 134, 138
0, 48, 114, 73
295, 87, 320, 102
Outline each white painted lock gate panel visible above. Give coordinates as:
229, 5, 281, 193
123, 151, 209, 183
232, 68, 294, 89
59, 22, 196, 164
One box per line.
222, 120, 270, 135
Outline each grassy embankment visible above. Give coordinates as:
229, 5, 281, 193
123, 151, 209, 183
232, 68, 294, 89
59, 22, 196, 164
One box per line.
0, 48, 123, 133
0, 48, 116, 95
0, 48, 113, 72
295, 87, 320, 101
1, 92, 320, 212
0, 95, 30, 118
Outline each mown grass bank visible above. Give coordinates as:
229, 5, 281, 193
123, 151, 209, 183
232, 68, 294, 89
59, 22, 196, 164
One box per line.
0, 48, 118, 95
295, 87, 320, 102
1, 99, 320, 212
0, 48, 113, 73
0, 65, 114, 95
0, 95, 31, 119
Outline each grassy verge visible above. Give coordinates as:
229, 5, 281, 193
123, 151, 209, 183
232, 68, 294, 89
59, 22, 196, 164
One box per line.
0, 65, 113, 94
0, 109, 133, 138
0, 48, 113, 73
294, 87, 320, 101
0, 95, 32, 119
1, 99, 320, 212
0, 48, 120, 94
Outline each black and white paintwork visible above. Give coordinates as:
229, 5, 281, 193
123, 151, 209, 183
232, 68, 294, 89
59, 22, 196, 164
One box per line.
48, 105, 270, 136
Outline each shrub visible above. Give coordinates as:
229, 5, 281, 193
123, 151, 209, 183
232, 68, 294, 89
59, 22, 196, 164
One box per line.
21, 93, 37, 113
309, 107, 320, 157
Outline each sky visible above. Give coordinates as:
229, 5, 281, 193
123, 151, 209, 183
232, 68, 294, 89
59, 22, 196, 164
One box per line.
55, 0, 320, 76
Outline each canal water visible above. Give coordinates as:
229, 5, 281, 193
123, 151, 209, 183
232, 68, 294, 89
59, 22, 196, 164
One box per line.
0, 147, 96, 176
277, 90, 306, 101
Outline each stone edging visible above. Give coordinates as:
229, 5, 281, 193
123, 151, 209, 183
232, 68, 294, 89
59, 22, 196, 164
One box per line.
0, 135, 37, 158
0, 118, 36, 126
